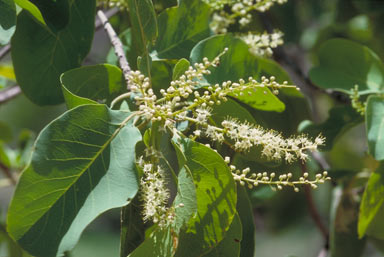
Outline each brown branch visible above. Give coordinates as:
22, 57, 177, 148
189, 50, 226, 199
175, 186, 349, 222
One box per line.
0, 161, 16, 185
97, 10, 132, 90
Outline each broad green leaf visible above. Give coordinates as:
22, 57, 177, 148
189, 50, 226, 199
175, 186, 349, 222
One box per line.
202, 213, 242, 257
153, 0, 211, 59
211, 98, 256, 125
236, 187, 255, 257
7, 105, 142, 257
14, 0, 45, 25
366, 95, 384, 160
330, 186, 366, 257
128, 0, 158, 53
151, 59, 178, 96
0, 0, 16, 45
358, 162, 384, 239
190, 34, 285, 112
299, 105, 363, 151
172, 58, 190, 80
174, 139, 237, 257
11, 0, 95, 105
173, 167, 197, 234
60, 64, 125, 109
309, 39, 384, 94
127, 226, 176, 257
120, 198, 146, 257
28, 0, 70, 31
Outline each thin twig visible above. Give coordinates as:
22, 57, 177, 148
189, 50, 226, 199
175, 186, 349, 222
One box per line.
0, 162, 16, 185
97, 10, 132, 90
0, 45, 11, 60
0, 9, 119, 105
300, 162, 329, 244
0, 85, 21, 105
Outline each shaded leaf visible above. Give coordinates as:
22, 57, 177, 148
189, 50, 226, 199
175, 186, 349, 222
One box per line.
359, 162, 384, 239
173, 58, 190, 80
366, 95, 384, 160
29, 0, 69, 31
309, 38, 384, 94
202, 213, 242, 257
236, 187, 255, 257
153, 0, 211, 59
174, 139, 237, 257
7, 105, 141, 257
0, 0, 16, 45
299, 105, 363, 151
127, 226, 176, 257
60, 64, 125, 109
128, 0, 158, 53
330, 186, 366, 257
11, 0, 95, 105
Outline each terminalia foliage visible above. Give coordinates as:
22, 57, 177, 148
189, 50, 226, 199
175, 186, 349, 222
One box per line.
1, 0, 384, 257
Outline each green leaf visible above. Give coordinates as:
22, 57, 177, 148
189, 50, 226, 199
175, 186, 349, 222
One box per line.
11, 0, 95, 105
128, 0, 158, 53
153, 0, 211, 59
173, 167, 197, 234
7, 105, 142, 257
330, 186, 366, 257
309, 38, 384, 94
60, 64, 125, 109
366, 95, 384, 160
299, 105, 363, 151
190, 34, 285, 112
358, 162, 384, 239
202, 213, 242, 257
173, 58, 190, 80
236, 187, 255, 257
0, 0, 16, 45
174, 139, 237, 257
14, 0, 45, 25
28, 0, 70, 31
127, 226, 177, 257
211, 98, 256, 125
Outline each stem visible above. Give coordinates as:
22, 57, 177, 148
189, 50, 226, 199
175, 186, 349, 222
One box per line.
0, 45, 11, 60
0, 85, 21, 105
300, 162, 329, 242
97, 10, 132, 90
0, 161, 16, 185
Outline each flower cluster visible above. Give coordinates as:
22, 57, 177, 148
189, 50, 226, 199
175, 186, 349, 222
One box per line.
240, 31, 284, 57
97, 0, 128, 10
226, 158, 330, 192
138, 160, 173, 227
207, 0, 288, 33
350, 85, 366, 115
116, 50, 329, 217
194, 117, 325, 163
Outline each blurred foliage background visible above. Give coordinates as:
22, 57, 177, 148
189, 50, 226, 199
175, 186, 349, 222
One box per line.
1, 0, 384, 256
